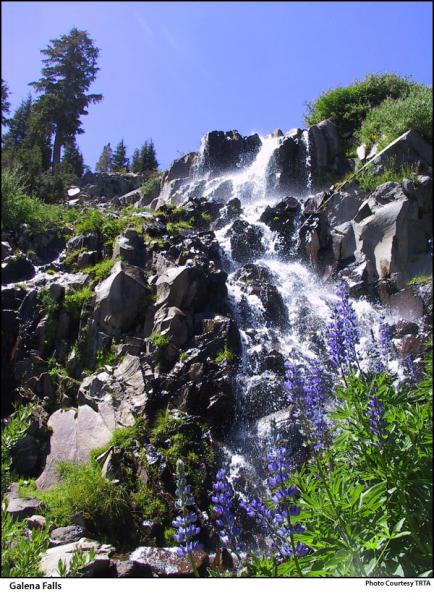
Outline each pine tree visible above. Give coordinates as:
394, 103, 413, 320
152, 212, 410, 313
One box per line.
2, 94, 52, 176
62, 140, 84, 178
1, 79, 10, 127
130, 148, 141, 173
112, 139, 129, 172
138, 139, 159, 173
146, 139, 159, 171
138, 142, 150, 173
2, 95, 33, 149
95, 143, 112, 173
30, 28, 102, 172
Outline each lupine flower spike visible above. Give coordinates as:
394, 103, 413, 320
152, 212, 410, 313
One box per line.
173, 459, 202, 576
378, 316, 393, 362
367, 395, 388, 445
284, 360, 328, 453
241, 420, 308, 570
211, 467, 241, 558
327, 282, 360, 374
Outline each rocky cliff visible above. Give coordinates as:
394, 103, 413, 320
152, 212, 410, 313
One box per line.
1, 122, 432, 576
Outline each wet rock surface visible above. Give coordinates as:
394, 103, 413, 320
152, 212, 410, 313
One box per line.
129, 546, 209, 577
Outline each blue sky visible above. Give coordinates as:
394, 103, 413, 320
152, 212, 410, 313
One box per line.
2, 1, 432, 171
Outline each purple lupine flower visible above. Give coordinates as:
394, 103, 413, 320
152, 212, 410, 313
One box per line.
378, 316, 393, 363
284, 360, 304, 404
367, 395, 387, 444
173, 459, 202, 556
301, 361, 328, 451
211, 467, 241, 551
327, 282, 359, 373
241, 421, 308, 560
286, 360, 328, 452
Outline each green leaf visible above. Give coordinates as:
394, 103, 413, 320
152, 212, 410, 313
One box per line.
358, 481, 387, 512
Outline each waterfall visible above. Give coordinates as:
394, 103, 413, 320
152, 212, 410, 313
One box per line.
163, 129, 401, 491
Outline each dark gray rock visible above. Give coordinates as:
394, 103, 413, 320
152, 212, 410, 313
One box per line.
6, 496, 43, 520
234, 264, 288, 327
164, 152, 197, 182
49, 526, 87, 547
266, 129, 307, 196
369, 129, 432, 172
113, 229, 148, 267
2, 255, 35, 284
77, 251, 98, 270
1, 241, 12, 259
66, 233, 100, 253
227, 219, 264, 263
93, 262, 150, 335
10, 433, 43, 476
115, 560, 152, 577
155, 265, 209, 311
196, 130, 261, 176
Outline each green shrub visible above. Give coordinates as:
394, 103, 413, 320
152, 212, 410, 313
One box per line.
149, 332, 169, 349
140, 172, 161, 197
358, 86, 433, 149
63, 248, 83, 272
253, 360, 433, 577
1, 404, 34, 496
1, 168, 76, 233
305, 73, 419, 135
95, 345, 118, 369
353, 161, 420, 193
179, 351, 189, 363
166, 220, 193, 235
150, 410, 214, 499
75, 207, 144, 242
406, 274, 433, 286
75, 208, 108, 236
38, 287, 59, 317
36, 462, 132, 544
1, 510, 49, 577
215, 343, 234, 365
64, 287, 94, 319
81, 258, 115, 284
131, 483, 170, 522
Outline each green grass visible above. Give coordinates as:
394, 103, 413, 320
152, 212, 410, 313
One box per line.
74, 207, 143, 241
179, 351, 189, 363
354, 162, 419, 193
201, 211, 212, 223
81, 258, 115, 284
64, 287, 94, 320
335, 160, 420, 195
35, 462, 132, 544
95, 345, 118, 369
406, 274, 432, 286
358, 86, 432, 149
150, 410, 215, 500
38, 287, 60, 317
1, 168, 77, 234
149, 332, 170, 349
100, 418, 149, 452
166, 219, 193, 236
215, 343, 234, 365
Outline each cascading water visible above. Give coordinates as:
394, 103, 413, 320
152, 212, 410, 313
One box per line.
163, 130, 401, 492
